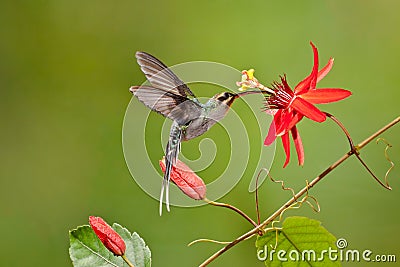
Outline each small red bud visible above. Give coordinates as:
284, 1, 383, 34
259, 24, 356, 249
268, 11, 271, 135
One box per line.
159, 158, 206, 200
89, 216, 126, 256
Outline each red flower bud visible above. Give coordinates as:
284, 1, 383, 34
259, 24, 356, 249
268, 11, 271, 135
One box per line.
89, 216, 126, 256
159, 158, 206, 200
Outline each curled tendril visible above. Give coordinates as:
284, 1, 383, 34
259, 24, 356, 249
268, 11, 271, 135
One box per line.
270, 180, 321, 231
302, 180, 321, 213
255, 169, 321, 249
376, 138, 395, 188
256, 168, 296, 200
255, 168, 297, 226
188, 234, 256, 247
188, 239, 231, 247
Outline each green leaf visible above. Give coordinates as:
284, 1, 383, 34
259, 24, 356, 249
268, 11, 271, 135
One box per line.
256, 216, 341, 267
69, 223, 151, 267
112, 223, 152, 267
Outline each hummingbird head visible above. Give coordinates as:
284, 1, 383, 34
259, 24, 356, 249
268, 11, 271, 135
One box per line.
213, 90, 263, 107
213, 92, 239, 107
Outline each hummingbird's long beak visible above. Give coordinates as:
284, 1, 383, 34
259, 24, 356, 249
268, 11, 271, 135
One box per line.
236, 90, 265, 97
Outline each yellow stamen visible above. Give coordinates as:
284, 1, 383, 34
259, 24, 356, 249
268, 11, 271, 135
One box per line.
247, 69, 255, 80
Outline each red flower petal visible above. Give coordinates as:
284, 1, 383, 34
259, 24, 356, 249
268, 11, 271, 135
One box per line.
291, 97, 326, 122
281, 132, 291, 168
275, 109, 293, 136
316, 58, 334, 83
294, 42, 319, 94
291, 126, 304, 166
89, 216, 126, 256
300, 88, 352, 104
159, 158, 206, 200
287, 112, 304, 132
295, 72, 312, 95
264, 119, 277, 146
309, 42, 319, 90
270, 110, 284, 135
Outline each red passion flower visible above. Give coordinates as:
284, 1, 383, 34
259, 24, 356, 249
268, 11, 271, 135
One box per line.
264, 42, 351, 167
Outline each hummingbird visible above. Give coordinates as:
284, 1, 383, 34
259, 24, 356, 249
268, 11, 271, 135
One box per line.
130, 52, 260, 215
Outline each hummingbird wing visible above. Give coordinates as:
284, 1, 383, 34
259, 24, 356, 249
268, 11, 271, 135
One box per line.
160, 121, 182, 215
130, 85, 202, 125
135, 51, 196, 98
133, 52, 203, 215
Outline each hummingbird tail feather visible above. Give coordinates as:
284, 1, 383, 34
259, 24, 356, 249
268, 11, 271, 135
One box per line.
160, 123, 182, 214
162, 155, 173, 213
165, 176, 170, 212
159, 181, 165, 216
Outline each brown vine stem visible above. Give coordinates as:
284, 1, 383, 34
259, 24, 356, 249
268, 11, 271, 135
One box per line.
324, 112, 391, 190
199, 115, 400, 267
204, 198, 258, 228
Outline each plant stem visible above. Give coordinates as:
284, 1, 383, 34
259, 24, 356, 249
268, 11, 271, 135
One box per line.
198, 116, 400, 267
121, 254, 135, 267
324, 112, 391, 190
204, 198, 258, 228
358, 117, 400, 149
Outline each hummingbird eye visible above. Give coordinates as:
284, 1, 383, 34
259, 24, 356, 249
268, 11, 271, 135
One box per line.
217, 92, 233, 101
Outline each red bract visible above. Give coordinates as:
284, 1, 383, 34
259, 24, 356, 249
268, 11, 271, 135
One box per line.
264, 42, 352, 167
89, 216, 126, 256
159, 158, 206, 200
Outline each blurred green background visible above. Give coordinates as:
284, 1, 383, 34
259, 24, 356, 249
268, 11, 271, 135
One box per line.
1, 0, 399, 266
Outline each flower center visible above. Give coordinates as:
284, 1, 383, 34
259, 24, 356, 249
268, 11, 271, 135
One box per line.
265, 76, 294, 109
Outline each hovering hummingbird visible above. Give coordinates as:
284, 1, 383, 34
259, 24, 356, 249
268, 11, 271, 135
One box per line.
130, 52, 260, 215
